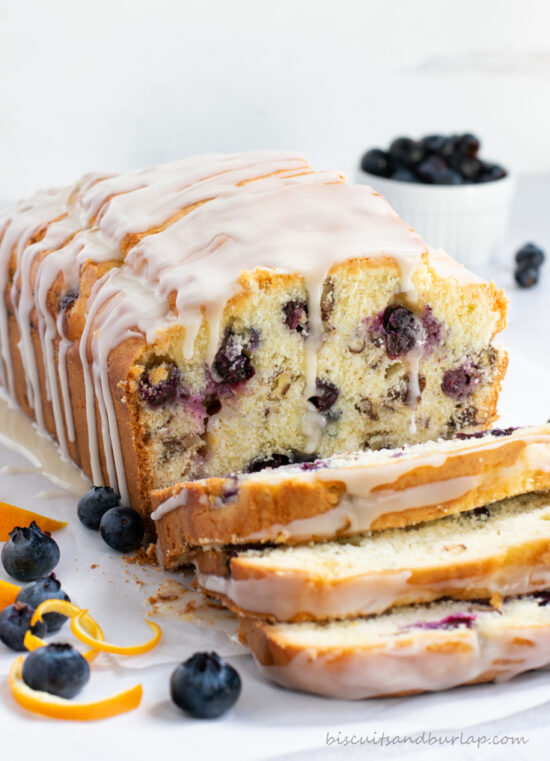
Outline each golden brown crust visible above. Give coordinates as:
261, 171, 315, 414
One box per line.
1, 164, 509, 529
154, 431, 550, 562
195, 531, 550, 622
238, 616, 544, 699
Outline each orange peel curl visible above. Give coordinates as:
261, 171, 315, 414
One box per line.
9, 656, 143, 721
0, 501, 67, 540
30, 600, 105, 662
71, 610, 161, 655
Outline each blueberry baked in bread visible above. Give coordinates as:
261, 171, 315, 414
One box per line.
0, 152, 506, 523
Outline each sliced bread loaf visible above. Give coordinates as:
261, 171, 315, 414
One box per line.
240, 595, 550, 699
153, 424, 550, 567
196, 491, 550, 621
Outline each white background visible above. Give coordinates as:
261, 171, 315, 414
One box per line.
2, 3, 550, 758
1, 0, 550, 200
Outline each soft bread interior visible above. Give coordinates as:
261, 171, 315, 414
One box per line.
232, 490, 550, 578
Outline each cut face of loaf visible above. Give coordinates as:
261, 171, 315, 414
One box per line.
0, 152, 506, 521
197, 490, 550, 621
152, 424, 550, 564
240, 595, 550, 699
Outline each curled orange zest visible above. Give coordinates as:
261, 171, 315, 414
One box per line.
0, 579, 20, 611
9, 656, 143, 721
0, 501, 67, 540
23, 630, 48, 652
31, 600, 105, 662
71, 610, 162, 655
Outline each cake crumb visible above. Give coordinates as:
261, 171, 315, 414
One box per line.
147, 578, 237, 633
123, 543, 158, 567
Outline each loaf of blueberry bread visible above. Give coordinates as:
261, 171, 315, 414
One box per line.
153, 424, 550, 565
0, 152, 506, 520
240, 595, 550, 699
196, 490, 550, 621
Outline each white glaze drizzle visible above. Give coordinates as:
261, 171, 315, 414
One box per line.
153, 429, 550, 546
1, 151, 473, 503
243, 474, 483, 543
0, 390, 90, 495
197, 501, 550, 621
150, 490, 188, 521
200, 563, 550, 622
252, 600, 550, 699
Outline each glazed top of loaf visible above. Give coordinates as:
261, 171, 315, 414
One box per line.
0, 151, 485, 501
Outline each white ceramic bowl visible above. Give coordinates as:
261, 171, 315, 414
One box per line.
357, 168, 515, 270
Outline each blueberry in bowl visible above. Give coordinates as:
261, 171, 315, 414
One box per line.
357, 132, 514, 268
170, 651, 241, 719
1, 521, 60, 582
360, 133, 506, 186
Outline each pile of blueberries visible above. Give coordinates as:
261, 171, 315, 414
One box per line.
77, 485, 145, 551
0, 489, 241, 718
0, 522, 88, 696
513, 243, 545, 289
360, 134, 507, 185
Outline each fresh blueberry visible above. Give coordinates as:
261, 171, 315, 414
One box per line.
77, 485, 120, 530
390, 166, 417, 183
477, 162, 507, 182
0, 602, 47, 652
382, 305, 423, 358
515, 265, 539, 288
22, 643, 90, 699
515, 243, 545, 268
360, 148, 393, 177
421, 134, 456, 157
139, 362, 180, 407
99, 506, 145, 553
455, 133, 480, 159
170, 652, 241, 719
448, 155, 482, 182
388, 137, 425, 168
213, 330, 256, 385
441, 363, 481, 399
281, 300, 309, 334
16, 574, 70, 633
308, 379, 339, 413
416, 156, 462, 185
1, 522, 60, 582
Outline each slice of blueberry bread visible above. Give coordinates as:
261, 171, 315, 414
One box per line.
152, 424, 550, 563
240, 595, 550, 699
0, 151, 506, 523
196, 490, 550, 621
